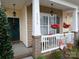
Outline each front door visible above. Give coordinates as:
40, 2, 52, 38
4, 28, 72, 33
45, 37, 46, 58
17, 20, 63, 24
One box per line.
8, 17, 20, 41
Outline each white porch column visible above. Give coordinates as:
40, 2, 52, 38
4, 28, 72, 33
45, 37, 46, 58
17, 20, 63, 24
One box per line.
72, 8, 78, 32
32, 0, 41, 36
32, 0, 41, 58
72, 8, 78, 46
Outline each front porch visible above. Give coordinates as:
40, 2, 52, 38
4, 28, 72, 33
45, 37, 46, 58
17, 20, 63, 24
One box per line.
1, 0, 79, 58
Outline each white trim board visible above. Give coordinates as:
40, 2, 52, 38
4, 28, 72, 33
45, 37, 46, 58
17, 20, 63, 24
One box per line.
50, 0, 78, 9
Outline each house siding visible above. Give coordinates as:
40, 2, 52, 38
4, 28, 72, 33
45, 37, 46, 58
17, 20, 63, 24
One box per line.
27, 6, 32, 47
27, 5, 63, 47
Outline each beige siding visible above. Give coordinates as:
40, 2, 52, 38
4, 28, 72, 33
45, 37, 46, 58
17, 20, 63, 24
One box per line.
5, 8, 21, 17
27, 6, 32, 47
27, 5, 63, 47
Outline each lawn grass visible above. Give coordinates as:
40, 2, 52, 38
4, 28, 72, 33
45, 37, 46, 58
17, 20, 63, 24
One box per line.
45, 47, 79, 59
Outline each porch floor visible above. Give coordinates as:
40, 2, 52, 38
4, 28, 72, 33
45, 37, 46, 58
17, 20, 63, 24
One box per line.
12, 42, 32, 59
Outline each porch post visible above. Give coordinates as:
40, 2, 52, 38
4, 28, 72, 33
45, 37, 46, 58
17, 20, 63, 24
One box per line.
72, 8, 78, 46
72, 8, 78, 32
32, 0, 41, 36
32, 0, 41, 59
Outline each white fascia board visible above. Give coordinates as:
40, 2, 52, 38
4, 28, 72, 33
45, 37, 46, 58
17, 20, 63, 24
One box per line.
50, 0, 78, 9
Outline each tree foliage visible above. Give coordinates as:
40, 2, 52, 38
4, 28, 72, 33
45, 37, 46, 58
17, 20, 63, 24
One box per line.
0, 8, 13, 59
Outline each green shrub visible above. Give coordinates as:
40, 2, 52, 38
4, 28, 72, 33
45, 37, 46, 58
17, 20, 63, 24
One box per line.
37, 55, 46, 59
0, 8, 13, 59
53, 51, 62, 59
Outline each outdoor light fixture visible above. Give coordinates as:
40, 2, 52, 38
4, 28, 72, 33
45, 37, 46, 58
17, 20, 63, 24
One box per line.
50, 3, 53, 15
13, 4, 16, 16
12, 4, 16, 25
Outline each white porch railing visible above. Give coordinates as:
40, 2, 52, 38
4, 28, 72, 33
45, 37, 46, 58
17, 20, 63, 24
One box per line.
41, 33, 74, 53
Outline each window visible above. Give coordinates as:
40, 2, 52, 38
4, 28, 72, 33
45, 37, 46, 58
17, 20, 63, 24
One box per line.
40, 13, 60, 35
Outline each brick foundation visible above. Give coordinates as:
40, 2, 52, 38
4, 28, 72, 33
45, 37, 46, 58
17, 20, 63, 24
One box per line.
32, 36, 41, 59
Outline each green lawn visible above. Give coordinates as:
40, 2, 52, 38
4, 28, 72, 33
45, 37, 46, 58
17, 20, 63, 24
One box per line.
45, 48, 79, 59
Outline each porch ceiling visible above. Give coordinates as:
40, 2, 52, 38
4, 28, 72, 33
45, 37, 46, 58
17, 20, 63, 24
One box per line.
1, 0, 74, 10
40, 0, 74, 10
1, 0, 32, 10
64, 0, 79, 7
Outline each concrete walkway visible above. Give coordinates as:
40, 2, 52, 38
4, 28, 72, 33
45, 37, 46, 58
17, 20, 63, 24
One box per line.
23, 56, 33, 59
12, 42, 32, 59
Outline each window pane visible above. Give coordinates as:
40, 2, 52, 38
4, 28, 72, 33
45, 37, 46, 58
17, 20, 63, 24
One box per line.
56, 16, 60, 33
40, 15, 48, 35
41, 26, 48, 35
40, 16, 43, 25
40, 16, 48, 25
49, 16, 55, 25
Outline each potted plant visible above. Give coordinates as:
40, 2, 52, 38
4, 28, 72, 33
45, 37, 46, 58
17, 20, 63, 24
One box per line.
67, 43, 74, 49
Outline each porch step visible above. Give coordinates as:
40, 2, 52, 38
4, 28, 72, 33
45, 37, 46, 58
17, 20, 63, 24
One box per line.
23, 56, 33, 59
12, 42, 32, 59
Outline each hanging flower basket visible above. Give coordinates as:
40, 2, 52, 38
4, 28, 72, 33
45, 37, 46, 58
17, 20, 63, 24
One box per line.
51, 24, 60, 29
63, 23, 70, 28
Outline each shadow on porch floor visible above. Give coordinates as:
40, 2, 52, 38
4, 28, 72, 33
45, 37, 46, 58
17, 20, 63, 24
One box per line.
12, 41, 32, 59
